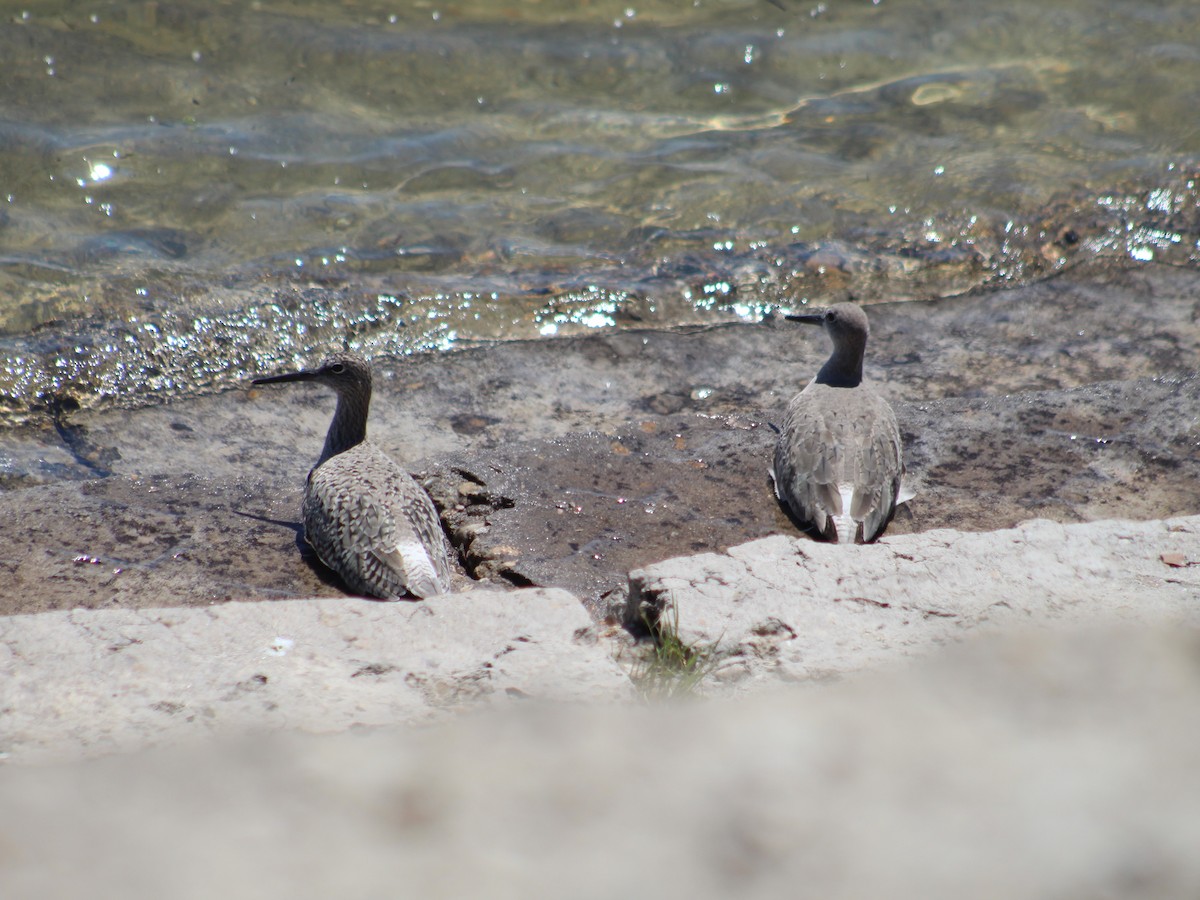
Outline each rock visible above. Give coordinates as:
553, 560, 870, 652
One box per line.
423, 425, 784, 615
0, 588, 631, 763
0, 473, 345, 613
1, 263, 1198, 616
626, 516, 1200, 686
2, 623, 1199, 899
899, 374, 1200, 530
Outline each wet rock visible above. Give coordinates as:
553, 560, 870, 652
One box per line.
0, 474, 349, 611
423, 423, 785, 615
899, 374, 1200, 530
627, 516, 1200, 687
0, 262, 1197, 615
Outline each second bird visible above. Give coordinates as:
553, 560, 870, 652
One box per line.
772, 303, 904, 544
253, 352, 453, 599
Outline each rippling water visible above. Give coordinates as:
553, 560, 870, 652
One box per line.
1, 0, 1198, 421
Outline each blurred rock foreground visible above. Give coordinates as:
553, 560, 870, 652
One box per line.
1, 260, 1200, 897
3, 621, 1200, 899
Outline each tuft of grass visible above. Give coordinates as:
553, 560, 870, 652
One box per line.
631, 602, 723, 701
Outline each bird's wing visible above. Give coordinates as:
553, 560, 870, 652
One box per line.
773, 395, 845, 540
304, 451, 451, 600
775, 385, 903, 543
850, 399, 904, 542
374, 469, 454, 598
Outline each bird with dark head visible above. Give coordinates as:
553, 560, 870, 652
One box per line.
253, 352, 453, 599
771, 303, 905, 543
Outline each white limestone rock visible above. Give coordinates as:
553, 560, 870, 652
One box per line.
0, 588, 631, 763
2, 624, 1199, 899
626, 515, 1200, 686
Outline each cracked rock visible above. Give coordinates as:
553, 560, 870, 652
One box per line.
627, 515, 1200, 687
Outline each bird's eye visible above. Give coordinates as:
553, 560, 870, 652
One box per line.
330, 363, 345, 374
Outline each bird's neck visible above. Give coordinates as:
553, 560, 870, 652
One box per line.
814, 342, 865, 387
318, 390, 370, 465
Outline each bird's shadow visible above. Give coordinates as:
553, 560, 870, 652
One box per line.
771, 483, 829, 542
230, 508, 346, 591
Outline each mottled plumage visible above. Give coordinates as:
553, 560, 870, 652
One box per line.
253, 353, 452, 599
772, 303, 904, 543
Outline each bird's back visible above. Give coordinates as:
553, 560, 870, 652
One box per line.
303, 441, 452, 599
773, 380, 903, 543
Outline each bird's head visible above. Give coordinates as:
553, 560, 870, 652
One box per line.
252, 351, 374, 399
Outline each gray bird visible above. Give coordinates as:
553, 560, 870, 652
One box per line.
772, 303, 904, 543
253, 352, 453, 599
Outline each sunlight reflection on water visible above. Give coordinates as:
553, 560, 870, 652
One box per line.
0, 0, 1197, 416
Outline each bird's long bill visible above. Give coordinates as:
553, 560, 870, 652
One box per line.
251, 369, 316, 386
784, 310, 826, 326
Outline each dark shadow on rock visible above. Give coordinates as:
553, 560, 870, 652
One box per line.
229, 508, 348, 593
230, 508, 303, 538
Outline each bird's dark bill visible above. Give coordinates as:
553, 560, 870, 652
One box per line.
784, 312, 825, 325
252, 370, 316, 386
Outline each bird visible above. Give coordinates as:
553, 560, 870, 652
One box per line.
771, 302, 904, 543
252, 352, 453, 599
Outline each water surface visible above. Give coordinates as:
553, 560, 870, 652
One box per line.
1, 0, 1198, 422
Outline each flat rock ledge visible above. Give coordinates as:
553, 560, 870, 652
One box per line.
0, 588, 631, 764
4, 620, 1200, 900
2, 515, 1199, 766
628, 515, 1200, 687
3, 517, 1200, 899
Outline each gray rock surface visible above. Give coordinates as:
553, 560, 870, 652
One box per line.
0, 588, 630, 763
3, 623, 1199, 900
1, 261, 1198, 900
628, 515, 1200, 686
4, 513, 1196, 767
2, 261, 1197, 615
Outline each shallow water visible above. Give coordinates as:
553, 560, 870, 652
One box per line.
1, 0, 1199, 422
